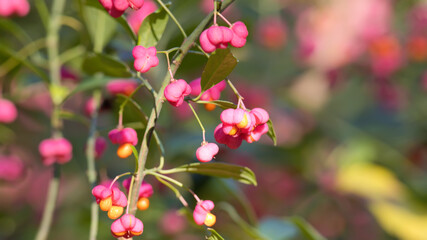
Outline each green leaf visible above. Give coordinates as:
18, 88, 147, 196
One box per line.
84, 5, 117, 52
137, 7, 169, 47
0, 45, 49, 82
0, 124, 15, 143
196, 100, 236, 109
207, 228, 225, 240
116, 16, 137, 43
201, 48, 237, 91
85, 0, 136, 43
82, 53, 132, 77
170, 162, 257, 186
63, 76, 112, 103
289, 217, 326, 240
218, 202, 265, 239
59, 110, 90, 126
267, 119, 277, 146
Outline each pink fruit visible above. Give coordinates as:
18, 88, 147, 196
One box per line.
0, 0, 30, 17
193, 200, 214, 225
164, 79, 192, 107
38, 138, 73, 166
133, 46, 159, 73
108, 128, 138, 146
0, 98, 17, 123
196, 142, 219, 162
111, 214, 144, 238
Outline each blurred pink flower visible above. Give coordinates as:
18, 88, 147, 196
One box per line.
0, 155, 24, 181
159, 210, 187, 235
296, 0, 391, 70
126, 0, 157, 34
369, 35, 403, 78
255, 17, 287, 50
0, 0, 30, 17
0, 98, 18, 123
106, 79, 139, 96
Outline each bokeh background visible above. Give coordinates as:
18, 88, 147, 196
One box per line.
1, 0, 427, 239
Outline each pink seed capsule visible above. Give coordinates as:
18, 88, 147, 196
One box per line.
193, 200, 215, 225
133, 46, 159, 73
207, 26, 224, 46
200, 29, 217, 53
0, 98, 17, 123
196, 142, 219, 162
108, 128, 138, 146
39, 138, 73, 166
230, 21, 249, 48
111, 214, 144, 238
164, 79, 192, 107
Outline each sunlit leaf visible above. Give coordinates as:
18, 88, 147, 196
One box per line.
207, 228, 225, 240
289, 217, 326, 240
84, 5, 117, 52
201, 48, 237, 91
267, 119, 277, 146
82, 53, 132, 77
196, 100, 236, 109
137, 7, 169, 47
63, 76, 112, 103
169, 162, 257, 186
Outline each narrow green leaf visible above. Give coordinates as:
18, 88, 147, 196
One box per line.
85, 0, 136, 42
201, 48, 237, 91
63, 76, 112, 103
218, 202, 266, 239
0, 45, 49, 82
84, 5, 117, 52
0, 19, 32, 43
116, 16, 137, 43
196, 100, 236, 109
171, 162, 257, 186
137, 7, 169, 47
267, 119, 277, 146
59, 110, 90, 126
289, 217, 326, 240
82, 53, 132, 77
207, 228, 225, 240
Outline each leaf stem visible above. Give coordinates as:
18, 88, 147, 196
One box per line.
35, 0, 66, 239
34, 166, 60, 240
85, 90, 102, 240
155, 0, 187, 38
128, 0, 236, 215
187, 102, 206, 142
0, 38, 46, 78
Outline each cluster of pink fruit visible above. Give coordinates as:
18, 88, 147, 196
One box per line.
98, 0, 144, 18
92, 184, 128, 219
215, 107, 270, 149
200, 21, 249, 53
91, 178, 153, 237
